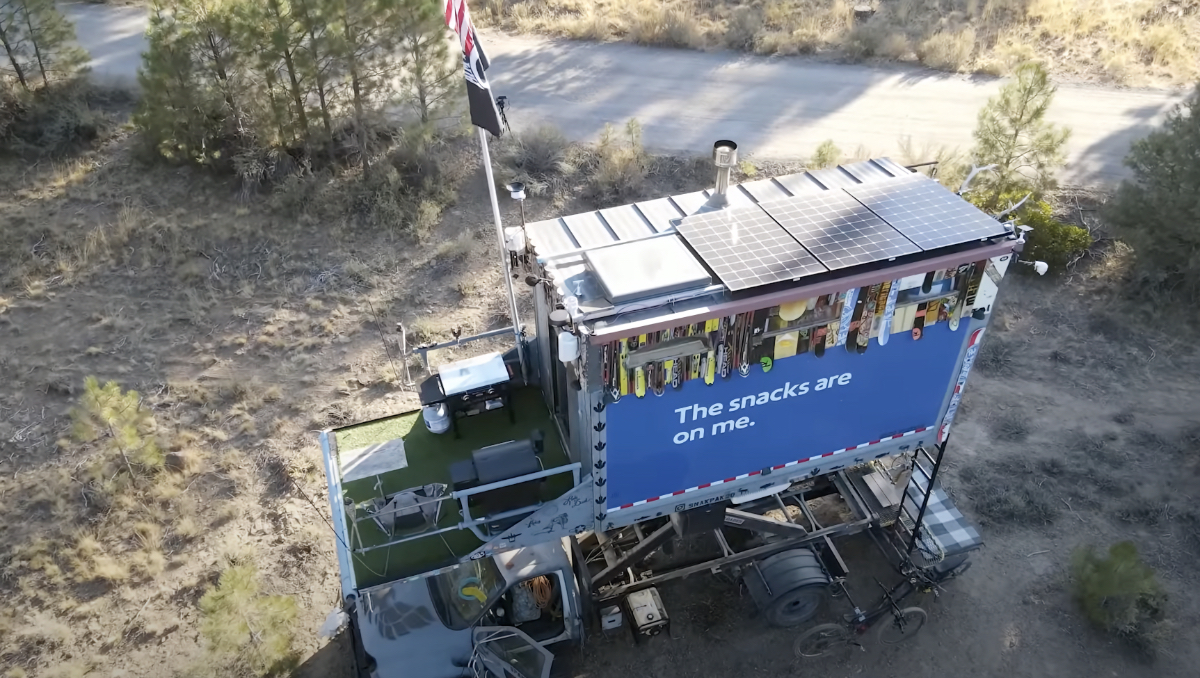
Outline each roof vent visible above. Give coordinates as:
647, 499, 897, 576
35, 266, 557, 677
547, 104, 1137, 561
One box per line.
697, 140, 738, 214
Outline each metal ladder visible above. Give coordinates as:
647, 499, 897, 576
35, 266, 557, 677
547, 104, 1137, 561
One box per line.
893, 442, 948, 561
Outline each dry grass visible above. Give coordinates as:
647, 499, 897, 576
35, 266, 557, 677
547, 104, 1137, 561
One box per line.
483, 0, 1199, 84
918, 27, 977, 72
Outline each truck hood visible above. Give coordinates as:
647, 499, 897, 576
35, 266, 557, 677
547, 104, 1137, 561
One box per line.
356, 579, 472, 678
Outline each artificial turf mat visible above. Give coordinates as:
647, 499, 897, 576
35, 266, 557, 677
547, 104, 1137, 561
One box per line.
333, 386, 572, 586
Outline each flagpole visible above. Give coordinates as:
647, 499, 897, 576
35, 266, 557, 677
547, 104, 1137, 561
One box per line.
478, 127, 528, 383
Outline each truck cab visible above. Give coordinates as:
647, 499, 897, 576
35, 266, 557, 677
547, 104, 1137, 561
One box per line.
319, 144, 1024, 677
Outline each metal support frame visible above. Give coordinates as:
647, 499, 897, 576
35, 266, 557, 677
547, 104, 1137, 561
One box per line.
723, 508, 810, 538
591, 520, 679, 588
596, 514, 874, 603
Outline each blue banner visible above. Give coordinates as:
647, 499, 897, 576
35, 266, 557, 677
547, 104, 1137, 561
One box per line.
604, 322, 969, 509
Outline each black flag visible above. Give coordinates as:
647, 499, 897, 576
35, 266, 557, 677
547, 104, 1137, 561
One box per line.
444, 0, 503, 137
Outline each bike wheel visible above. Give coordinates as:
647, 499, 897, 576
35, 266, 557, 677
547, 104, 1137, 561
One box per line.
876, 607, 928, 645
793, 623, 852, 658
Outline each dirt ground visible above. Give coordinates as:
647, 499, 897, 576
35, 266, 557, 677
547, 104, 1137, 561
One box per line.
2, 121, 1198, 678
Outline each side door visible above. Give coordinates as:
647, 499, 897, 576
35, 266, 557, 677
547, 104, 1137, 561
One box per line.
471, 626, 554, 678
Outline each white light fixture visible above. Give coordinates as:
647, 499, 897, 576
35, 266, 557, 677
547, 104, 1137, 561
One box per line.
505, 181, 526, 201
1018, 260, 1050, 276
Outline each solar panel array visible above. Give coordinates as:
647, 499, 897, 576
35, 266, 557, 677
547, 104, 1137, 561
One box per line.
845, 174, 1011, 250
675, 206, 824, 291
758, 190, 920, 271
674, 173, 1008, 292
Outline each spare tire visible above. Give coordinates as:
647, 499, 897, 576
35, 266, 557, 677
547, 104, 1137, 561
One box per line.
742, 548, 831, 627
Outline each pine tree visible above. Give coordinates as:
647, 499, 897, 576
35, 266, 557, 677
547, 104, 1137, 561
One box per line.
971, 62, 1070, 208
243, 0, 310, 144
293, 0, 339, 137
72, 376, 164, 482
399, 0, 460, 127
0, 0, 30, 90
137, 0, 237, 162
0, 0, 86, 91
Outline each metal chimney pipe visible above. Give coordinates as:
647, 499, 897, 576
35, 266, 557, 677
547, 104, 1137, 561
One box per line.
699, 140, 738, 213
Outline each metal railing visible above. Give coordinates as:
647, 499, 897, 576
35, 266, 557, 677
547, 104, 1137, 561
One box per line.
347, 462, 582, 552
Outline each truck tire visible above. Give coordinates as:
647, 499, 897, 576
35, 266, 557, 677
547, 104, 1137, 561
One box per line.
742, 548, 830, 627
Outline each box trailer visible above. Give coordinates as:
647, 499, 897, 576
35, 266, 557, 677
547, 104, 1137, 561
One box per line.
318, 143, 1031, 678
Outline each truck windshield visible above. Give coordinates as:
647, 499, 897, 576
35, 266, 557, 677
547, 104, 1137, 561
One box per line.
426, 558, 507, 630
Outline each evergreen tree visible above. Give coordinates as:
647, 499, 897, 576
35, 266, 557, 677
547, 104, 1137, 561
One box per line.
134, 0, 460, 169
294, 0, 339, 137
1107, 85, 1200, 292
971, 62, 1069, 208
0, 0, 31, 89
399, 0, 460, 127
137, 0, 237, 162
0, 0, 87, 91
243, 0, 310, 144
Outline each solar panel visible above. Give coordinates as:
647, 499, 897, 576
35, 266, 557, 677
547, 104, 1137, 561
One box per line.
676, 205, 826, 291
846, 175, 1009, 250
758, 191, 920, 271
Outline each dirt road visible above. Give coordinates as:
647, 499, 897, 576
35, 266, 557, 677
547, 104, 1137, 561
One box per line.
64, 2, 1185, 187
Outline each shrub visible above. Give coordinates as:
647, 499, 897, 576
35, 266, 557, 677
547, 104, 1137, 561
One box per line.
1071, 541, 1169, 654
1107, 85, 1200, 292
200, 564, 299, 676
628, 6, 704, 49
586, 118, 648, 204
72, 377, 165, 480
979, 193, 1092, 272
0, 79, 114, 156
918, 28, 975, 72
843, 23, 886, 60
810, 139, 841, 169
497, 123, 577, 197
500, 125, 573, 184
724, 6, 763, 50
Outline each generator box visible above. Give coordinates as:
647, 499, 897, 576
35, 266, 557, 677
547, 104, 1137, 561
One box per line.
624, 587, 669, 640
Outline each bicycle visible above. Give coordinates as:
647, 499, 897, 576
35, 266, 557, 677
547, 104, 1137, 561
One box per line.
792, 555, 966, 658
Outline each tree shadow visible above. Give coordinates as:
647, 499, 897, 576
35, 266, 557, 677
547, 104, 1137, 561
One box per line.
293, 628, 359, 678
1067, 101, 1179, 187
